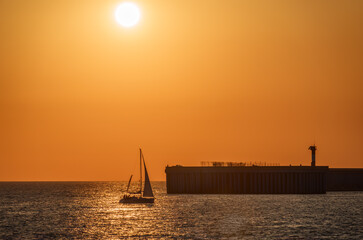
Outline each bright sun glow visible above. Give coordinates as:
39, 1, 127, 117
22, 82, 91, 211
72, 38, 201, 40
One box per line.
115, 2, 141, 28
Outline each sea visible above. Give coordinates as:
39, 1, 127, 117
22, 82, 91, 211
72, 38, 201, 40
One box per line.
0, 182, 362, 239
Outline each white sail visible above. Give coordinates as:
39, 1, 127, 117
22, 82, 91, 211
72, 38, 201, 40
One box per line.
143, 158, 154, 198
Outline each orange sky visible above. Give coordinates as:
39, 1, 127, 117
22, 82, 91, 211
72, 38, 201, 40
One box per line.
1, 0, 362, 181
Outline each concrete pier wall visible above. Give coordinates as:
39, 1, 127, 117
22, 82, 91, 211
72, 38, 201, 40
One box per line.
327, 168, 363, 191
165, 166, 329, 194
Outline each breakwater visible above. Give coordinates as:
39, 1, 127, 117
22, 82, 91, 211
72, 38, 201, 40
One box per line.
328, 168, 363, 191
165, 166, 329, 194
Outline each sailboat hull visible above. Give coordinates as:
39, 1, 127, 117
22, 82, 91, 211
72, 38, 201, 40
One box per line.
119, 196, 154, 203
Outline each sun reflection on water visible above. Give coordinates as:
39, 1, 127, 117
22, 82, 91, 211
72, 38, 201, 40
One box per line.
0, 182, 362, 239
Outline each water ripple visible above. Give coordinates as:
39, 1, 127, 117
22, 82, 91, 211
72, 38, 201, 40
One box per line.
0, 182, 362, 239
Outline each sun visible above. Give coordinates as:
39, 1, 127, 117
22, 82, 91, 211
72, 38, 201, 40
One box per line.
115, 2, 141, 28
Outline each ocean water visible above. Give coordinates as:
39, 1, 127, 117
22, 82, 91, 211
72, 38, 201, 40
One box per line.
0, 182, 362, 239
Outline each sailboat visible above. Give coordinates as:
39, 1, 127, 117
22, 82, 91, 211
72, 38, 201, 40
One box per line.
119, 148, 155, 203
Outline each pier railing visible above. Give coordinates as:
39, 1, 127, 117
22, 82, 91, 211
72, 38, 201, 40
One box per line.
200, 161, 280, 167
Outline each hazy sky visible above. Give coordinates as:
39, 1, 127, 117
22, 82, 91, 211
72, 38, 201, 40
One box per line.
1, 0, 362, 181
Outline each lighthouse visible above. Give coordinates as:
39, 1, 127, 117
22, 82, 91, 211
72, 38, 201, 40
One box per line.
309, 145, 317, 167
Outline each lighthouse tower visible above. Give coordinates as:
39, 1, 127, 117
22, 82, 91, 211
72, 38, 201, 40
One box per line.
309, 145, 317, 167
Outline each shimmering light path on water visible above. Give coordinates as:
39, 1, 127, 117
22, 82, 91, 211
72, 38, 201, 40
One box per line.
0, 182, 362, 239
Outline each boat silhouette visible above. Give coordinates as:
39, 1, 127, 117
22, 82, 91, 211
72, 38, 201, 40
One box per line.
119, 148, 154, 203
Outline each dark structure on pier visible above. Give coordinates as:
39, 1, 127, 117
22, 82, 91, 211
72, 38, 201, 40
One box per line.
165, 145, 363, 194
166, 166, 328, 194
309, 145, 316, 167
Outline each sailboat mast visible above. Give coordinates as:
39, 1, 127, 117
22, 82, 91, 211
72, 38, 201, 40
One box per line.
139, 148, 142, 193
126, 175, 133, 193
